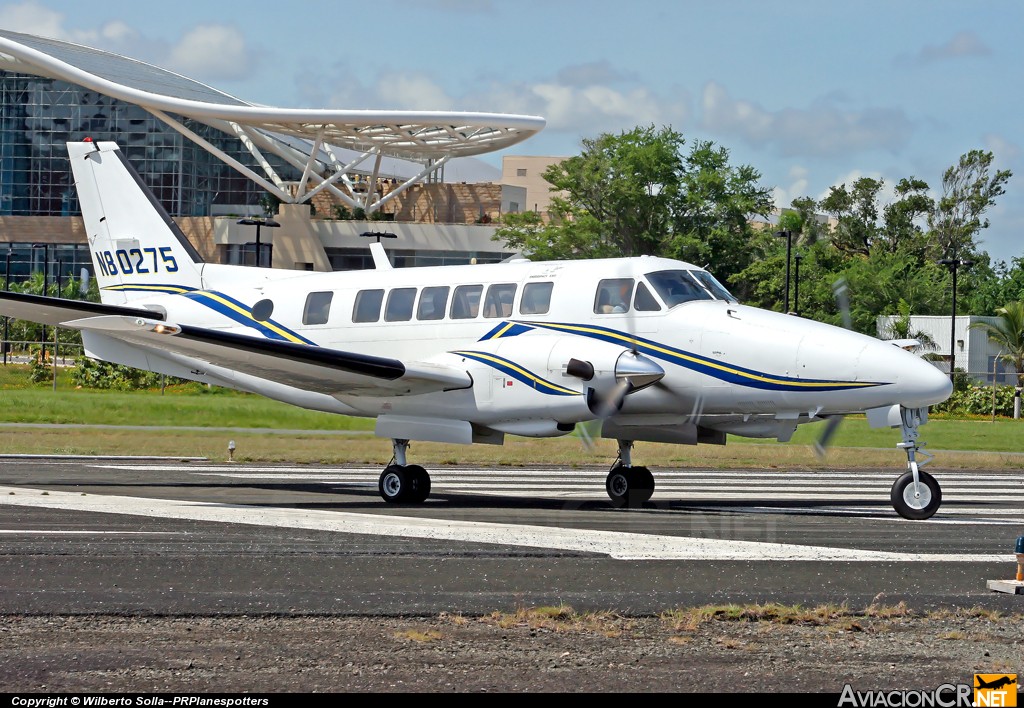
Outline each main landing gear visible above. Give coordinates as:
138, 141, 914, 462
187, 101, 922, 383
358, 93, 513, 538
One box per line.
890, 407, 940, 520
605, 440, 655, 508
378, 439, 431, 504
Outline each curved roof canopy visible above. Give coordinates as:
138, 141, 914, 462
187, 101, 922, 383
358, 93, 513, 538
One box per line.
0, 30, 546, 211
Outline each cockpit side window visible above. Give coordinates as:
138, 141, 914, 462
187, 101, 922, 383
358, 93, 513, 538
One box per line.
633, 282, 661, 311
646, 270, 715, 307
594, 278, 634, 314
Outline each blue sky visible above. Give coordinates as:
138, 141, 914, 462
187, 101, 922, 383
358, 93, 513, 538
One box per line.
2, 0, 1021, 264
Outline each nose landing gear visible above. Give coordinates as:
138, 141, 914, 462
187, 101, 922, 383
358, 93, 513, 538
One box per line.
890, 407, 940, 520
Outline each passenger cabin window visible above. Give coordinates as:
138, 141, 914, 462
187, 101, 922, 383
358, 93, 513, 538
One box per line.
633, 282, 661, 311
483, 283, 516, 318
520, 282, 553, 315
353, 289, 384, 323
646, 270, 715, 307
302, 291, 333, 325
417, 286, 450, 321
385, 287, 416, 322
594, 278, 634, 314
450, 284, 482, 319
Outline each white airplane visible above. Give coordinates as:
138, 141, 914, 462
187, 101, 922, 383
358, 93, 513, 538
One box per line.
0, 140, 954, 519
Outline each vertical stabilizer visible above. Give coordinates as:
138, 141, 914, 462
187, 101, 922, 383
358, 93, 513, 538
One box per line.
68, 140, 204, 305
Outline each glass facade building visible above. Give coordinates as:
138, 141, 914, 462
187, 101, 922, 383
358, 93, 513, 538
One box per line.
0, 71, 297, 220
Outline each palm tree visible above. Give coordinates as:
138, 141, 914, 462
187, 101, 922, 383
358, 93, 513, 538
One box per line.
970, 301, 1024, 419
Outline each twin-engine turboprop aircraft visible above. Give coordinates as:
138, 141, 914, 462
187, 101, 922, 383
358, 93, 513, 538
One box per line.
0, 141, 954, 518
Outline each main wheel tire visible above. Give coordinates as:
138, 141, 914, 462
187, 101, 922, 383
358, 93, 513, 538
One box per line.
890, 469, 941, 520
405, 464, 431, 503
606, 465, 655, 508
379, 464, 411, 503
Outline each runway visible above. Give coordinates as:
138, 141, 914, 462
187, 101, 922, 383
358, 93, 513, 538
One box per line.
0, 457, 1022, 615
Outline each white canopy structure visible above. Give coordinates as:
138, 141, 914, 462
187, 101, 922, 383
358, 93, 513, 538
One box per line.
0, 30, 546, 214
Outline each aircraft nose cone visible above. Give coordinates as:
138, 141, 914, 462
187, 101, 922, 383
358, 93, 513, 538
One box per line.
897, 352, 953, 408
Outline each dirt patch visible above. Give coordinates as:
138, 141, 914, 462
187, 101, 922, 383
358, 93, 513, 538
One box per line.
0, 608, 1020, 693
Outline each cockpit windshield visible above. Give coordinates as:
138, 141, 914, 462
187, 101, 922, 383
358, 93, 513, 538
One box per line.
646, 269, 736, 307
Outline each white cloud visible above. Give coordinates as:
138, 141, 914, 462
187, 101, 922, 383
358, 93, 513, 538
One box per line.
164, 25, 254, 82
916, 30, 990, 63
0, 0, 66, 38
982, 133, 1021, 167
700, 81, 913, 158
375, 72, 455, 110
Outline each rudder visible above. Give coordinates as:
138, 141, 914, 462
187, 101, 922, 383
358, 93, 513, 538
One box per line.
69, 140, 204, 305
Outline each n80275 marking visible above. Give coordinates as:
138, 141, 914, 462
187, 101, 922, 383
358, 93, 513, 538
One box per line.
94, 247, 178, 276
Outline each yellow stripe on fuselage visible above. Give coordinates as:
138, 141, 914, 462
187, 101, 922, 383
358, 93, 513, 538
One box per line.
534, 322, 877, 390
197, 291, 307, 345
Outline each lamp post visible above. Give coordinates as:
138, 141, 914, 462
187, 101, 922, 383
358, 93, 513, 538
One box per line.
775, 230, 793, 313
30, 244, 48, 362
938, 257, 974, 384
236, 217, 280, 267
793, 252, 803, 317
3, 248, 11, 366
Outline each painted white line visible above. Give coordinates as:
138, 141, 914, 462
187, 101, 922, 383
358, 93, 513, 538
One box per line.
0, 486, 1012, 563
0, 530, 179, 535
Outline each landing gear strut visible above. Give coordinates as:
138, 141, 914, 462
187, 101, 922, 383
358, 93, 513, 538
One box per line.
890, 407, 940, 520
378, 438, 431, 504
605, 440, 654, 508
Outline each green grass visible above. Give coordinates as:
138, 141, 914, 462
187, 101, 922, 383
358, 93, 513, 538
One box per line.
0, 364, 1022, 466
0, 365, 373, 430
752, 415, 1024, 453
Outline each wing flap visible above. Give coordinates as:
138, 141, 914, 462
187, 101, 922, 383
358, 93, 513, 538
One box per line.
66, 315, 471, 396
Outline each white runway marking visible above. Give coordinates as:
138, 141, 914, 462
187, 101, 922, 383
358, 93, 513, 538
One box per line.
0, 486, 1013, 563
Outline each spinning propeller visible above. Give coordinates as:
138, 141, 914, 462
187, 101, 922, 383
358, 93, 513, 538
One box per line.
813, 277, 853, 458
568, 275, 665, 451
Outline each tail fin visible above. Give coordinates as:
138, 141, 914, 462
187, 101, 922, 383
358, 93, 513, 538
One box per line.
68, 140, 204, 305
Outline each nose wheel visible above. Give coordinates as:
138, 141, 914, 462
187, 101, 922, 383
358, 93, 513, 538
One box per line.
891, 407, 941, 520
890, 469, 941, 520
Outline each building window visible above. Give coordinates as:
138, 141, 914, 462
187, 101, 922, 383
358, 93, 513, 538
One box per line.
516, 168, 527, 177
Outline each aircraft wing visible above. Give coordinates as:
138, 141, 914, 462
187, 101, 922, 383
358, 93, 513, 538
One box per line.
0, 290, 166, 325
0, 292, 470, 395
66, 315, 472, 396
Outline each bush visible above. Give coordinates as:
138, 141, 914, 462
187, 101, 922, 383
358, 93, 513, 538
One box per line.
28, 347, 52, 384
70, 355, 178, 390
933, 382, 1020, 417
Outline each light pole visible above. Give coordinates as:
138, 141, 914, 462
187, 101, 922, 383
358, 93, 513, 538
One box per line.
793, 252, 803, 317
775, 230, 793, 313
237, 217, 280, 267
3, 248, 11, 366
30, 244, 48, 362
938, 257, 974, 384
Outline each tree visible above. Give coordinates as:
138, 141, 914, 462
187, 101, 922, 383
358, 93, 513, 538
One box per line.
494, 125, 773, 292
969, 301, 1024, 418
929, 150, 1012, 260
818, 177, 883, 258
